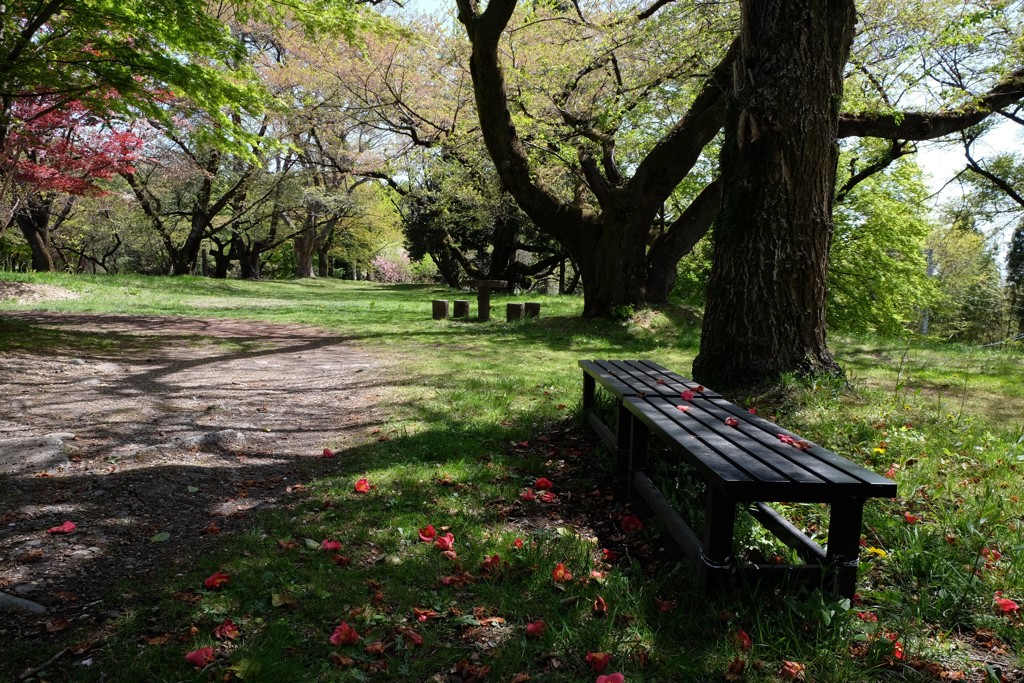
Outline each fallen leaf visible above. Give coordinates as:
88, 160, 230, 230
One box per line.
143, 634, 174, 646
150, 531, 171, 542
272, 592, 297, 608
45, 618, 70, 633
186, 486, 200, 494
725, 657, 746, 681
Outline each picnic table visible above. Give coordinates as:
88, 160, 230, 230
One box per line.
464, 279, 508, 321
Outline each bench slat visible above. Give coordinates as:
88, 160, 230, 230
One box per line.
691, 399, 863, 486
624, 397, 755, 484
710, 399, 895, 491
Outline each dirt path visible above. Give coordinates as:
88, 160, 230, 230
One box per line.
0, 310, 392, 647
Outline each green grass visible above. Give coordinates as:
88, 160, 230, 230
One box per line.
2, 272, 1023, 682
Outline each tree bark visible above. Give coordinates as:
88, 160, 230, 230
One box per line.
14, 194, 55, 271
693, 0, 854, 390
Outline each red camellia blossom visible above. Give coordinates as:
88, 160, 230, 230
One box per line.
332, 554, 351, 567
676, 405, 690, 412
520, 488, 537, 501
512, 537, 524, 549
592, 595, 608, 617
602, 548, 618, 562
620, 516, 643, 533
748, 407, 757, 414
586, 651, 612, 673
184, 646, 215, 668
856, 611, 878, 622
539, 491, 557, 504
552, 563, 573, 582
654, 597, 677, 613
777, 434, 795, 445
885, 464, 898, 478
724, 417, 740, 427
330, 622, 361, 646
886, 633, 905, 660
734, 629, 753, 650
413, 607, 441, 622
680, 390, 695, 401
435, 532, 455, 551
982, 547, 1002, 563
400, 627, 423, 646
213, 618, 240, 640
418, 524, 437, 543
535, 477, 553, 490
47, 521, 76, 534
482, 554, 501, 572
322, 539, 342, 551
780, 661, 805, 679
204, 570, 230, 590
354, 478, 371, 493
695, 385, 705, 393
596, 673, 625, 683
525, 620, 546, 637
904, 512, 920, 525
321, 448, 335, 458
995, 592, 1020, 615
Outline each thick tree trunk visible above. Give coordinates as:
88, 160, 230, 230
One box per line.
294, 231, 316, 278
14, 196, 55, 272
317, 245, 331, 277
693, 0, 854, 390
573, 209, 648, 317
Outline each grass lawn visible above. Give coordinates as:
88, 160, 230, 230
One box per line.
1, 272, 1023, 682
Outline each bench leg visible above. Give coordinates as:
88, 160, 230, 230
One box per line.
701, 487, 736, 594
626, 412, 648, 499
582, 372, 595, 413
616, 402, 634, 476
825, 497, 864, 599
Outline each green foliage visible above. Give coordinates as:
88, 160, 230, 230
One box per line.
926, 222, 1009, 342
829, 152, 935, 335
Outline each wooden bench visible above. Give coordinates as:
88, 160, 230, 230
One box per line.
580, 359, 897, 598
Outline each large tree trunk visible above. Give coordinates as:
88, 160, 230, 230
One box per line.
571, 210, 649, 317
693, 0, 854, 390
15, 195, 56, 272
294, 231, 316, 278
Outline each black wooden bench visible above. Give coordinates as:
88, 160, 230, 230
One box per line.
580, 359, 897, 598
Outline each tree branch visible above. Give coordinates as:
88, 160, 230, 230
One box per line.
839, 66, 1024, 140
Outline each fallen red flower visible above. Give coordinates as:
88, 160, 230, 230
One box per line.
332, 554, 351, 567
676, 405, 690, 412
695, 385, 705, 393
680, 390, 695, 401
654, 597, 677, 613
184, 646, 215, 668
512, 537, 524, 549
620, 515, 644, 533
353, 478, 371, 493
322, 539, 342, 551
780, 660, 804, 679
399, 627, 423, 646
856, 611, 878, 622
602, 548, 618, 562
552, 562, 573, 583
724, 417, 739, 427
777, 434, 795, 445
204, 570, 230, 590
418, 524, 437, 543
525, 620, 546, 637
995, 592, 1020, 614
482, 554, 501, 572
213, 618, 240, 640
535, 477, 553, 490
413, 607, 441, 622
330, 622, 361, 646
47, 521, 76, 534
520, 488, 537, 502
321, 448, 335, 458
734, 629, 752, 651
904, 512, 920, 525
539, 491, 557, 504
435, 532, 455, 551
586, 651, 612, 673
596, 673, 625, 683
592, 595, 608, 617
